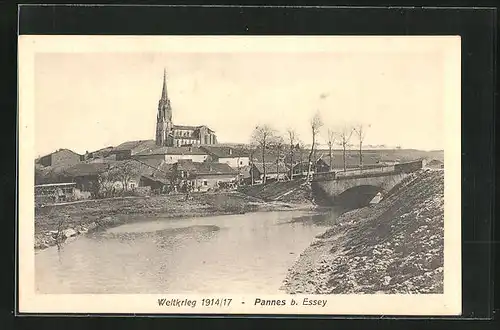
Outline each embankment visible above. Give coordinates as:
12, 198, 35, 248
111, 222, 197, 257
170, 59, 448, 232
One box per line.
283, 169, 444, 294
35, 191, 315, 250
237, 178, 313, 204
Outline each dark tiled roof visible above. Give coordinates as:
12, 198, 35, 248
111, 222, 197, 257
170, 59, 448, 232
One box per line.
62, 163, 110, 177
194, 162, 236, 175
88, 146, 114, 157
199, 146, 250, 158
173, 124, 199, 130
173, 124, 215, 132
38, 148, 82, 160
175, 160, 236, 176
176, 159, 199, 172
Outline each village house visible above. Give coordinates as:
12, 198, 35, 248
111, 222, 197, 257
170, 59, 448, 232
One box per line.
249, 162, 289, 183
61, 160, 161, 197
110, 140, 157, 160
199, 145, 251, 169
59, 163, 110, 195
291, 161, 315, 177
133, 146, 209, 164
136, 159, 174, 193
171, 159, 237, 192
36, 148, 82, 168
82, 146, 115, 163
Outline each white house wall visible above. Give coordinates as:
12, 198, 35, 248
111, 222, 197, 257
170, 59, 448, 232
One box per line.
218, 157, 250, 168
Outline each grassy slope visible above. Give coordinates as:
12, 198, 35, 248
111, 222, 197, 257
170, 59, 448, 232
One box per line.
283, 169, 444, 294
237, 179, 310, 202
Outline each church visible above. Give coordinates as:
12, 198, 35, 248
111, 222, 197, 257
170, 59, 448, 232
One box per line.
155, 69, 218, 147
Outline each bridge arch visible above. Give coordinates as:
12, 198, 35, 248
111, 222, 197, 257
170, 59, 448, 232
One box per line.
311, 172, 411, 207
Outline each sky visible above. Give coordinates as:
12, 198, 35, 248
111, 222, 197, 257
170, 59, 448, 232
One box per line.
34, 50, 445, 157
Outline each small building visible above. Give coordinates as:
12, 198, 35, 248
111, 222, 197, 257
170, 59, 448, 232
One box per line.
110, 140, 157, 160
199, 145, 251, 169
172, 160, 238, 192
61, 163, 110, 195
36, 148, 82, 168
35, 182, 77, 205
291, 161, 315, 177
250, 162, 289, 183
134, 146, 209, 164
137, 159, 174, 193
82, 146, 114, 162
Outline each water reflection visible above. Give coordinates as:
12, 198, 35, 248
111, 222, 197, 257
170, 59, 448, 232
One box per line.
35, 210, 334, 294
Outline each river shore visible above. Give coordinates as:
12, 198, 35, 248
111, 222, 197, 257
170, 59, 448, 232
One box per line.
34, 191, 316, 250
282, 169, 444, 294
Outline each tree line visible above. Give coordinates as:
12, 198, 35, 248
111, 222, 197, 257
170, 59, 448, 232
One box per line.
250, 111, 370, 184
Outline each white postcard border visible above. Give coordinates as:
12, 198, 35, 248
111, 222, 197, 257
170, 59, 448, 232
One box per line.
18, 35, 461, 315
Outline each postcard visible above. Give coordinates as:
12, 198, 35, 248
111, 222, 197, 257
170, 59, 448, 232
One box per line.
18, 35, 461, 315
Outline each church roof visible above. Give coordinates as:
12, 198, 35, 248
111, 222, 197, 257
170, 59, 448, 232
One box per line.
173, 124, 215, 132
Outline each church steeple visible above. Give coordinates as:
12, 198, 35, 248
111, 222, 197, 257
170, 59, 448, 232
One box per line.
156, 68, 173, 147
161, 68, 168, 100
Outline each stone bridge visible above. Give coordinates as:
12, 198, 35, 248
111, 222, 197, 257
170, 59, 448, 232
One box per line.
311, 160, 423, 208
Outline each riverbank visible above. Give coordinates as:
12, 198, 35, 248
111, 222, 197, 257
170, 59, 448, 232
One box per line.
282, 169, 444, 294
35, 191, 316, 250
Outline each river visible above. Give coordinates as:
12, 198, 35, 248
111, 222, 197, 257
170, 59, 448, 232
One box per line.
35, 209, 337, 294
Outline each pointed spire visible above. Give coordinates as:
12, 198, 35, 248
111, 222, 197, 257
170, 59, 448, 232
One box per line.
161, 68, 168, 100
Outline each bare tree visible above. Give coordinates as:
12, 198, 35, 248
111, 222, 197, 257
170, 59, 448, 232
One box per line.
338, 125, 354, 172
296, 140, 306, 177
249, 148, 256, 185
326, 129, 336, 171
307, 112, 323, 180
353, 124, 369, 168
286, 128, 297, 181
251, 125, 276, 184
96, 164, 119, 198
270, 135, 285, 182
114, 161, 140, 193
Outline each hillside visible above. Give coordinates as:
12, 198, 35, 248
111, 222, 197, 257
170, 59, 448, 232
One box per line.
282, 168, 444, 294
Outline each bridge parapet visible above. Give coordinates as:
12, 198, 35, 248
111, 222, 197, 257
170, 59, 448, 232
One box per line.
312, 160, 424, 182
